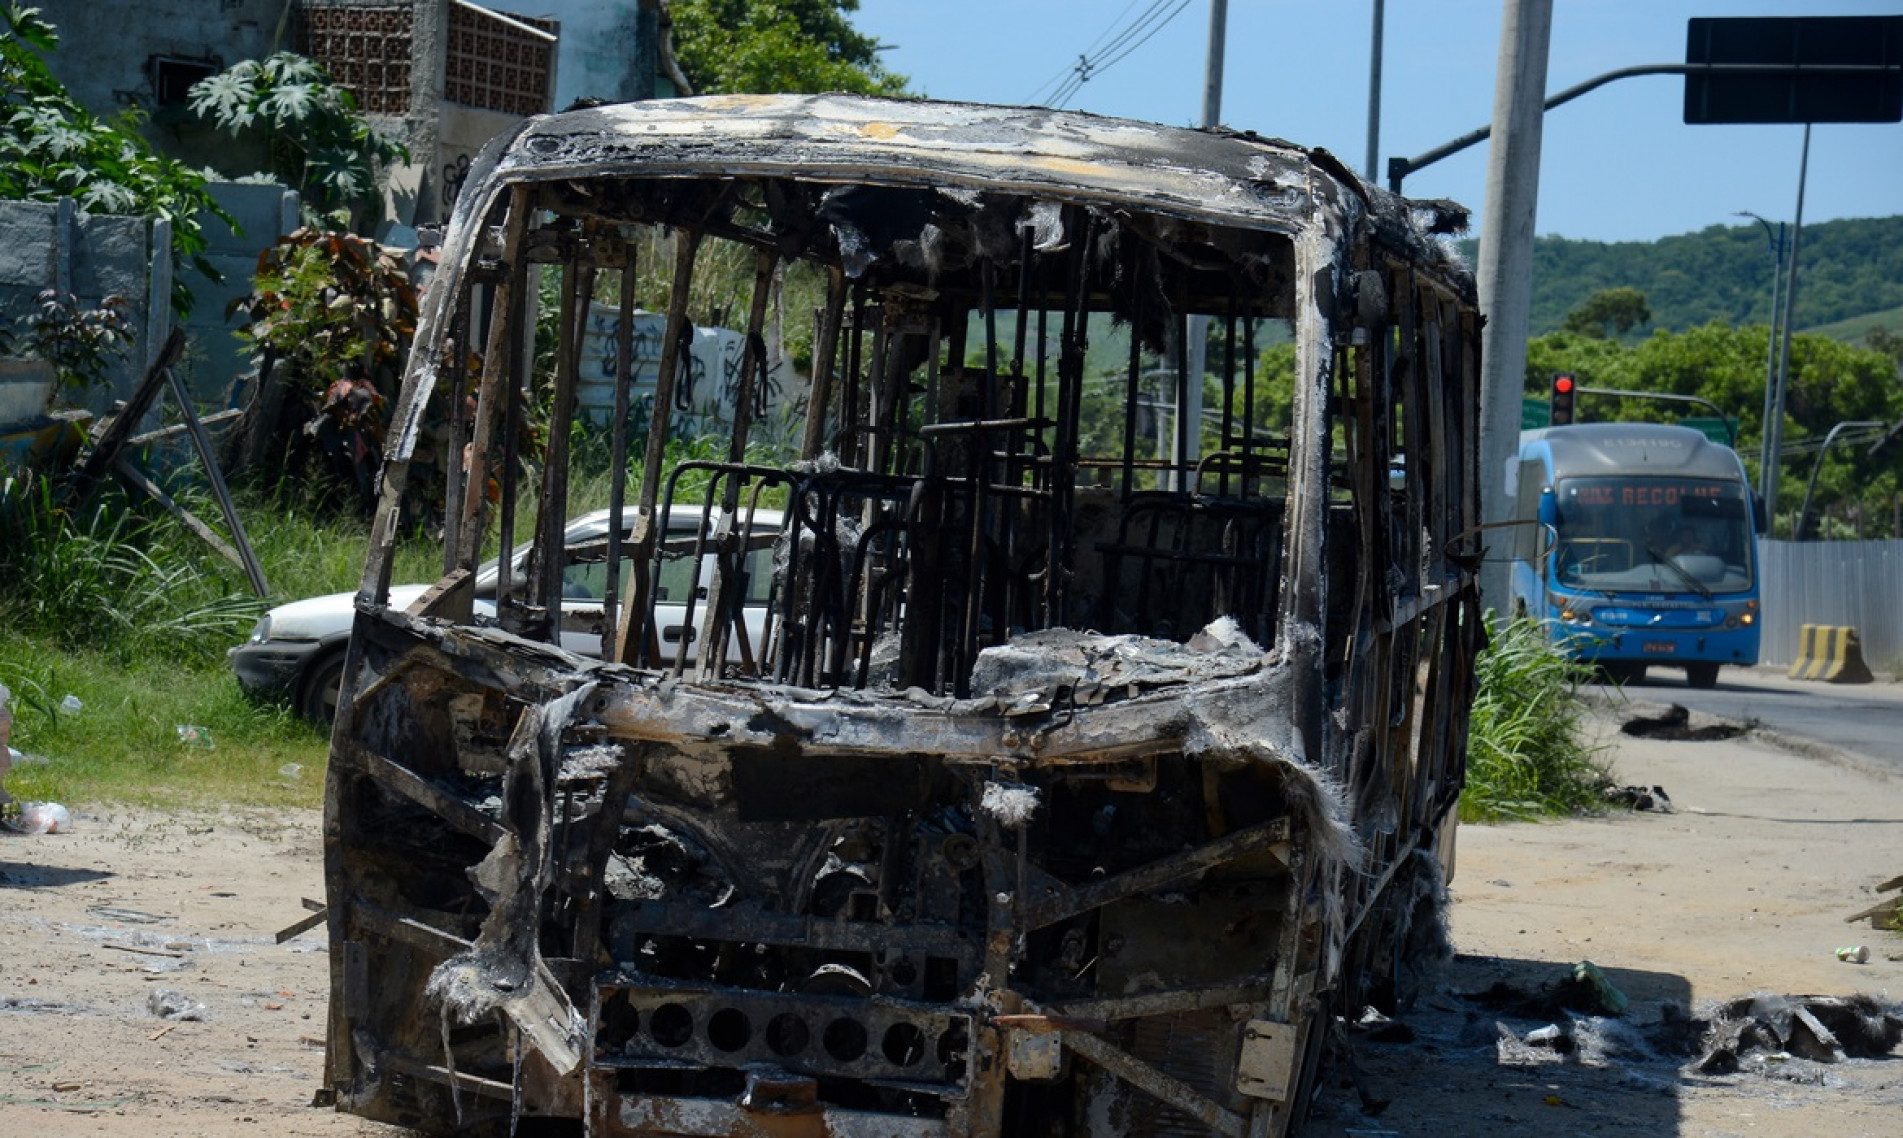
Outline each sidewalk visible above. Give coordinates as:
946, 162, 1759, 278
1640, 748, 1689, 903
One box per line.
1307, 699, 1903, 1137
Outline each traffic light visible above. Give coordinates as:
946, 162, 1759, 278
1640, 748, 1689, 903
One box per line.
1550, 372, 1576, 425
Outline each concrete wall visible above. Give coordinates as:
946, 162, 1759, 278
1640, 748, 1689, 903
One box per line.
0, 199, 159, 411
0, 184, 300, 422
38, 0, 289, 175
182, 183, 303, 408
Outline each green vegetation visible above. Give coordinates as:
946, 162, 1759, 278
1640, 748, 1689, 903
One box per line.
0, 4, 227, 313
228, 226, 422, 516
1460, 615, 1612, 824
1465, 216, 1903, 338
1527, 307, 1903, 538
668, 0, 909, 96
0, 479, 323, 812
0, 431, 768, 813
187, 52, 407, 226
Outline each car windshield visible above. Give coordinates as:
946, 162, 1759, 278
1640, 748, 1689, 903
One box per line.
473, 513, 778, 606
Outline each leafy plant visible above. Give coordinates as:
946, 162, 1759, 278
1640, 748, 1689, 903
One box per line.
0, 4, 227, 314
1461, 614, 1612, 823
17, 289, 135, 399
229, 225, 419, 513
188, 53, 408, 223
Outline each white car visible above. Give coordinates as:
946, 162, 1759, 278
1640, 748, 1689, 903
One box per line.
229, 508, 779, 722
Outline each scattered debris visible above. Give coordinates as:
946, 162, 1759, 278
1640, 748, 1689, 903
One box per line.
1694, 994, 1903, 1073
1843, 874, 1903, 929
8, 801, 71, 833
1350, 1007, 1416, 1045
1461, 960, 1628, 1019
1620, 704, 1747, 741
146, 988, 208, 1021
103, 942, 184, 959
1603, 784, 1675, 812
274, 898, 328, 944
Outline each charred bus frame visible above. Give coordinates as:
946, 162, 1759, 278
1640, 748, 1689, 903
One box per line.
321, 93, 1484, 1137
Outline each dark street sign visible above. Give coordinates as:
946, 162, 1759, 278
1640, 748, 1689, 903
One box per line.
1685, 16, 1903, 125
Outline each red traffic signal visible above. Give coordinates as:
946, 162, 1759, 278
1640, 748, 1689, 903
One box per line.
1551, 373, 1576, 425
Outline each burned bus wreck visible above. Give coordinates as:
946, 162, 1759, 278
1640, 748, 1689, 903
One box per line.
322, 94, 1484, 1136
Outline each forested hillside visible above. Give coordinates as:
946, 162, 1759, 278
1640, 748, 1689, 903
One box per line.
1460, 216, 1903, 338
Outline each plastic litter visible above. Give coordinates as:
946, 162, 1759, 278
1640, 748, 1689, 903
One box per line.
1567, 960, 1629, 1016
1837, 945, 1871, 964
14, 801, 71, 834
278, 762, 303, 781
59, 693, 82, 714
175, 724, 214, 748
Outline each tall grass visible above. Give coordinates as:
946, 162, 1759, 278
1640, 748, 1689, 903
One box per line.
0, 475, 263, 666
0, 475, 331, 811
0, 434, 784, 813
1461, 614, 1612, 823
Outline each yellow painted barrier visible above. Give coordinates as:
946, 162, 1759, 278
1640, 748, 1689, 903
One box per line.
1789, 624, 1874, 684
1788, 624, 1823, 680
1820, 626, 1875, 685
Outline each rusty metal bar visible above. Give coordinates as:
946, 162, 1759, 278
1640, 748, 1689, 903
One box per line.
456, 185, 531, 573
802, 266, 849, 459
616, 228, 703, 667
1061, 1028, 1247, 1137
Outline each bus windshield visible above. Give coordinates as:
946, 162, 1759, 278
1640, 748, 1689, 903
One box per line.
1552, 476, 1754, 594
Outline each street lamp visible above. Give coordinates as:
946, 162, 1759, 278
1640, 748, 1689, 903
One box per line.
1795, 420, 1883, 541
1735, 211, 1784, 486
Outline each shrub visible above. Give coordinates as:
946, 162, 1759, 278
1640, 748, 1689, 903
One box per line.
1461, 614, 1612, 823
0, 475, 262, 667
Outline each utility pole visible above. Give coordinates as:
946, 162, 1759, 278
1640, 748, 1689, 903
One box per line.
1736, 211, 1784, 488
1175, 0, 1226, 489
1365, 0, 1385, 182
1476, 0, 1553, 609
1764, 124, 1811, 538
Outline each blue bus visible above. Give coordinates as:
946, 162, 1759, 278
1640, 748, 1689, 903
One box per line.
1509, 422, 1760, 687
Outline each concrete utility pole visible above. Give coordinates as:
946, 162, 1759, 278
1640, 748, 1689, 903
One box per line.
1475, 0, 1553, 609
1763, 124, 1812, 537
1175, 0, 1226, 488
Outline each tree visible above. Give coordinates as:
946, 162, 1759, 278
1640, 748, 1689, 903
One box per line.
187, 54, 408, 225
0, 4, 225, 313
1527, 320, 1903, 536
1561, 286, 1651, 340
666, 0, 909, 96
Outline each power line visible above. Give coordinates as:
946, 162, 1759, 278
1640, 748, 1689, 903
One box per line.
1025, 0, 1149, 105
1027, 0, 1194, 109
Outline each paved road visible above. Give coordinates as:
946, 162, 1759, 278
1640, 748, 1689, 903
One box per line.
1593, 663, 1903, 768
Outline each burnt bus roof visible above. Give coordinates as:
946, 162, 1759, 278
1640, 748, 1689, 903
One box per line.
1523, 422, 1751, 482
447, 92, 1469, 264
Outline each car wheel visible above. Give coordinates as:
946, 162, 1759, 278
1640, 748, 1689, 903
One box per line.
299, 650, 348, 725
1685, 662, 1720, 689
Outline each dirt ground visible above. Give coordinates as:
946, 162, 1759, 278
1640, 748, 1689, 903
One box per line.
4, 676, 1902, 1137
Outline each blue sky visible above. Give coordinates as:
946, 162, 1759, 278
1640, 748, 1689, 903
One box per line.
847, 1, 1903, 244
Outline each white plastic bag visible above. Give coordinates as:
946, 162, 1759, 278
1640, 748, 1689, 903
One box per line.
16, 801, 70, 834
